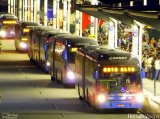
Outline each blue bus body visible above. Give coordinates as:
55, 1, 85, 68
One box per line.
75, 45, 144, 110
48, 34, 98, 87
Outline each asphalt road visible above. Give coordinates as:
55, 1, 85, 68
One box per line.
0, 40, 148, 119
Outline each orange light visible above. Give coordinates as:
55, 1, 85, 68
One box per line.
23, 28, 29, 32
70, 48, 77, 52
124, 67, 127, 72
128, 67, 131, 72
131, 67, 135, 72
115, 67, 118, 72
103, 67, 107, 73
2, 20, 16, 24
21, 38, 28, 41
120, 67, 124, 72
107, 68, 111, 72
102, 66, 135, 73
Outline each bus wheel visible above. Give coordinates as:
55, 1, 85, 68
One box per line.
130, 108, 138, 113
78, 83, 83, 100
86, 88, 91, 106
56, 71, 61, 84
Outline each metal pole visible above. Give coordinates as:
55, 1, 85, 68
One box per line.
95, 18, 98, 42
34, 0, 37, 22
13, 0, 15, 15
11, 0, 13, 15
24, 0, 28, 21
79, 12, 82, 36
19, 0, 22, 21
75, 10, 80, 35
53, 0, 57, 28
63, 0, 67, 31
114, 20, 118, 48
27, 0, 30, 21
22, 0, 24, 20
57, 0, 60, 29
44, 0, 48, 26
30, 0, 33, 21
90, 16, 95, 36
67, 0, 71, 33
8, 0, 11, 14
108, 18, 115, 48
37, 0, 40, 24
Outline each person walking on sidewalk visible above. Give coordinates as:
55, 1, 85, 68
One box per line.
154, 56, 160, 80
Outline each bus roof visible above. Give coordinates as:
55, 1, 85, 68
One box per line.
18, 21, 39, 27
55, 34, 98, 46
0, 14, 17, 20
79, 45, 133, 61
46, 30, 68, 38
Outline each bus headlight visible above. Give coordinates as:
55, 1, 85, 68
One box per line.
135, 93, 144, 102
0, 30, 6, 37
19, 42, 27, 49
46, 61, 50, 67
97, 93, 106, 104
67, 71, 75, 80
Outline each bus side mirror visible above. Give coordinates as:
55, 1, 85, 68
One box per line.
62, 50, 67, 60
93, 70, 98, 80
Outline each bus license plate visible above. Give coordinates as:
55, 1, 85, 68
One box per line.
117, 104, 124, 107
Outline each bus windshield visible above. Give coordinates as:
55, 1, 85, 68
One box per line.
99, 72, 141, 93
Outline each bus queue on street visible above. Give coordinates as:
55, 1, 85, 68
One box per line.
26, 25, 144, 110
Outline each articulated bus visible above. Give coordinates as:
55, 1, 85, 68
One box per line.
47, 34, 98, 87
0, 14, 18, 39
42, 31, 68, 72
28, 26, 58, 69
14, 21, 39, 51
75, 45, 144, 110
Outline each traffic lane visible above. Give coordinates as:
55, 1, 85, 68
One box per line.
0, 40, 148, 119
1, 113, 147, 119
18, 58, 148, 119
0, 55, 140, 119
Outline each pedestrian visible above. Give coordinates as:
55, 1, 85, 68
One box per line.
154, 56, 160, 80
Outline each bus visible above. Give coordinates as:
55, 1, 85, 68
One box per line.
42, 30, 68, 72
0, 14, 18, 39
48, 34, 98, 87
14, 21, 39, 51
75, 45, 144, 110
28, 26, 58, 68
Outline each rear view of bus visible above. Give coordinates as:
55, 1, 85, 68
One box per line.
76, 46, 144, 110
0, 14, 17, 39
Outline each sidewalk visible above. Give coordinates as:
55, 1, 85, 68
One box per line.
143, 78, 160, 104
142, 78, 160, 114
